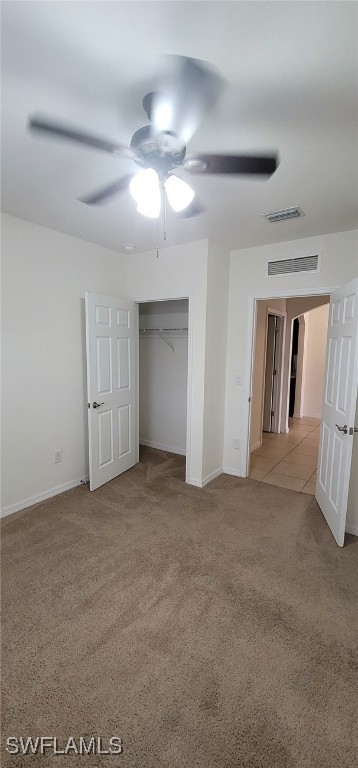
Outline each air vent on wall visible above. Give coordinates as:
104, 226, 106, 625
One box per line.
268, 254, 319, 277
262, 206, 304, 223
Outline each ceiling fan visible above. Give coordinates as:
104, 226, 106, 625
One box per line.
28, 55, 279, 219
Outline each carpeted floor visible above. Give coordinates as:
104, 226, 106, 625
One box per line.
1, 447, 357, 768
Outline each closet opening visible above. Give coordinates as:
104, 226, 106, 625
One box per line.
138, 299, 189, 481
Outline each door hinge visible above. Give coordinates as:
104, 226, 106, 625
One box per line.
248, 397, 251, 403
88, 402, 90, 409
271, 410, 274, 417
273, 369, 277, 376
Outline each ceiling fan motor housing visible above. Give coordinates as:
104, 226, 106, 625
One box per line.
130, 125, 186, 175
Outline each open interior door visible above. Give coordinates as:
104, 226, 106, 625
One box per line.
85, 292, 138, 491
316, 277, 358, 546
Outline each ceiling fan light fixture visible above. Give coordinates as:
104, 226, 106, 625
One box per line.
164, 174, 195, 212
130, 168, 161, 218
153, 98, 173, 132
136, 198, 161, 218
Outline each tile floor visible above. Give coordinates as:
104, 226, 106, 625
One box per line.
249, 417, 320, 494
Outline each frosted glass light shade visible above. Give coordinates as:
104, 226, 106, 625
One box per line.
130, 169, 161, 218
136, 197, 161, 218
164, 174, 195, 212
153, 99, 173, 131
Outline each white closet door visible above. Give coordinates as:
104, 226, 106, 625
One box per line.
85, 292, 138, 491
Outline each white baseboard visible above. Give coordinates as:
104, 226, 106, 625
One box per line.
222, 466, 241, 477
345, 524, 358, 537
187, 477, 203, 488
250, 440, 262, 452
301, 413, 321, 419
1, 476, 89, 519
187, 467, 223, 488
201, 467, 223, 487
139, 438, 186, 456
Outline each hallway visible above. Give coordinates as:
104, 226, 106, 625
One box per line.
249, 417, 320, 493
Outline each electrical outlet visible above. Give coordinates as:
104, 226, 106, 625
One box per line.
233, 438, 240, 450
54, 450, 62, 464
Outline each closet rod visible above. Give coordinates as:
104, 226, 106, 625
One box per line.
139, 327, 188, 332
139, 327, 188, 352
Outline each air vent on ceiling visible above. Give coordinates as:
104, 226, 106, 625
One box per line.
268, 254, 319, 277
262, 206, 304, 223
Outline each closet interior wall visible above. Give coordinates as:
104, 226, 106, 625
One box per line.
139, 300, 189, 456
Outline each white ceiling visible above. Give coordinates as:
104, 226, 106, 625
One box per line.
1, 1, 358, 254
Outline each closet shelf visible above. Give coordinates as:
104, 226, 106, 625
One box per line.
139, 327, 188, 352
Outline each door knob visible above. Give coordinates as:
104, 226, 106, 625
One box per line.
93, 401, 105, 409
336, 424, 348, 434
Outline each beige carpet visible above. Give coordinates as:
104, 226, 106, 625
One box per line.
1, 447, 357, 767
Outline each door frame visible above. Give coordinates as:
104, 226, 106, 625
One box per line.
131, 291, 193, 484
243, 286, 338, 477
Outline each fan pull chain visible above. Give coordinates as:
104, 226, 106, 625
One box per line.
156, 215, 159, 259
163, 189, 167, 242
156, 185, 167, 258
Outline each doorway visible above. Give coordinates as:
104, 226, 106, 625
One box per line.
138, 299, 189, 479
249, 300, 286, 452
247, 294, 330, 493
85, 292, 193, 491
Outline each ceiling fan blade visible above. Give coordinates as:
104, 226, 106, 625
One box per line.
184, 154, 279, 176
151, 55, 224, 143
79, 175, 134, 205
28, 115, 133, 158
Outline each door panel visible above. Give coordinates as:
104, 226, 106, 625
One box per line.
118, 405, 130, 455
316, 278, 358, 546
85, 292, 138, 491
117, 338, 130, 389
98, 409, 113, 466
97, 337, 112, 393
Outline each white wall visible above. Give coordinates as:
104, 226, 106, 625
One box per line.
2, 217, 357, 519
125, 240, 209, 486
301, 304, 330, 418
202, 241, 230, 481
346, 395, 358, 536
224, 229, 358, 475
139, 300, 188, 455
1, 213, 126, 515
250, 298, 286, 450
